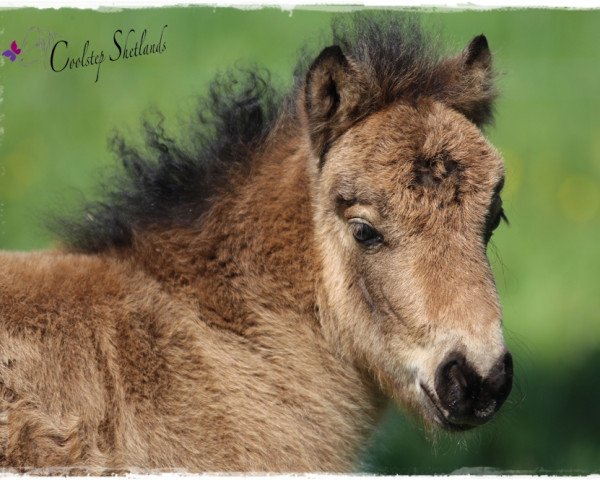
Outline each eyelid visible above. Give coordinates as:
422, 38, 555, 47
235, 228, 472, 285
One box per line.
343, 205, 379, 224
348, 217, 384, 239
494, 177, 505, 196
348, 217, 374, 227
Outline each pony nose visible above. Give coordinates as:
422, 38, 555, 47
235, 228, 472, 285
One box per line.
434, 351, 513, 427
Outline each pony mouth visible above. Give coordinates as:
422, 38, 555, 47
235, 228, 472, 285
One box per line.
419, 382, 474, 432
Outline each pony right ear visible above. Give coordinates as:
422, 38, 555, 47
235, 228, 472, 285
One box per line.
438, 34, 497, 127
304, 46, 371, 168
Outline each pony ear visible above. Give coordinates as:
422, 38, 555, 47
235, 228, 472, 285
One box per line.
440, 34, 496, 127
304, 46, 370, 168
464, 34, 492, 69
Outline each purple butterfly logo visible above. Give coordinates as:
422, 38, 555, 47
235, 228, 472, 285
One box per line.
2, 41, 22, 62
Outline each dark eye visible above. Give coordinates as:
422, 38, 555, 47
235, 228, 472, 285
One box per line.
484, 197, 509, 244
350, 220, 383, 247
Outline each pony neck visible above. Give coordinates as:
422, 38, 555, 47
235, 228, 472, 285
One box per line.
124, 127, 388, 467
128, 130, 319, 326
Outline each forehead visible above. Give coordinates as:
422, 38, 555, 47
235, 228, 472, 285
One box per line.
328, 100, 505, 214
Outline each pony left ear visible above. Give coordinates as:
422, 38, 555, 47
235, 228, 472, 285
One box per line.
304, 45, 372, 168
464, 34, 492, 69
440, 34, 496, 127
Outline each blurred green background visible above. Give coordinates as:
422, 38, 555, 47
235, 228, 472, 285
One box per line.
1, 7, 599, 474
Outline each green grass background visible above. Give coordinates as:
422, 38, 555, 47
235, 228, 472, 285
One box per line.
1, 7, 599, 474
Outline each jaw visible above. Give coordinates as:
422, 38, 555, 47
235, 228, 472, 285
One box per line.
382, 382, 475, 434
373, 357, 478, 434
417, 382, 476, 432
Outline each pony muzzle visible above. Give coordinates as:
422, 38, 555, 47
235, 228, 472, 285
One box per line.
429, 350, 513, 430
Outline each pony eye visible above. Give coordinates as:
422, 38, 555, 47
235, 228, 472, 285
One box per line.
494, 208, 509, 230
350, 220, 383, 247
489, 208, 503, 232
484, 200, 508, 244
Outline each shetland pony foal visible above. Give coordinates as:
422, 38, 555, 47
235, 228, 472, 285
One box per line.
0, 16, 513, 471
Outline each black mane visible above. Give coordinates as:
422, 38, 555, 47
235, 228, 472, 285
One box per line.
51, 13, 487, 253
50, 69, 283, 252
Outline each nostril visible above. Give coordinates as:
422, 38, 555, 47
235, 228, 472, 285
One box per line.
504, 351, 514, 378
448, 362, 468, 389
485, 351, 514, 408
435, 352, 479, 419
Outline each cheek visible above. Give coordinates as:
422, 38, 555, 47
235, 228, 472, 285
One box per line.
355, 260, 435, 355
368, 253, 429, 328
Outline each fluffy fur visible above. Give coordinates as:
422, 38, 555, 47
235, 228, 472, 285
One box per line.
0, 13, 510, 473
